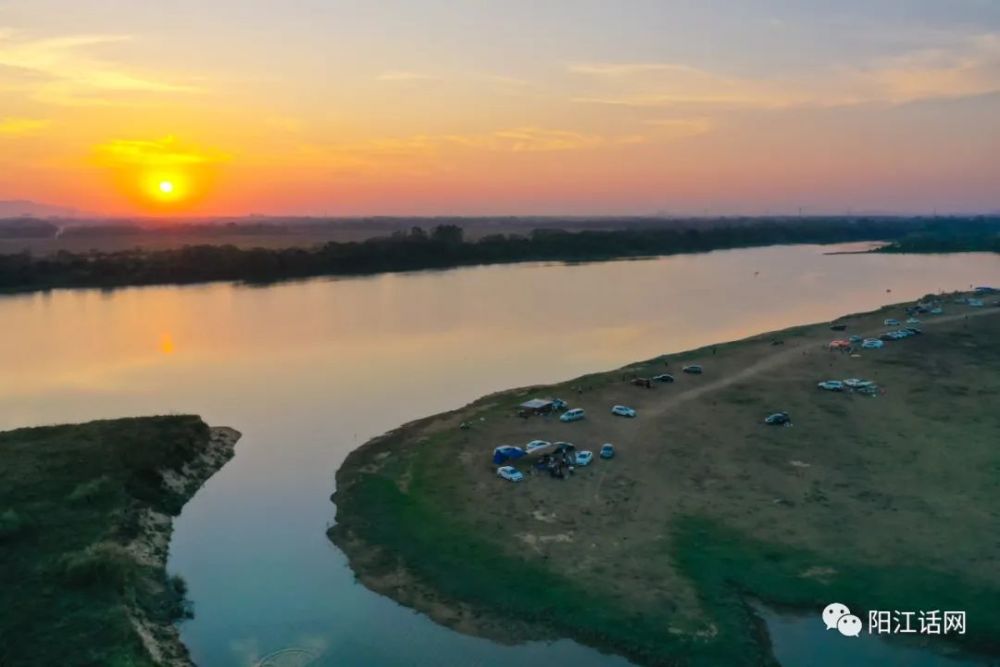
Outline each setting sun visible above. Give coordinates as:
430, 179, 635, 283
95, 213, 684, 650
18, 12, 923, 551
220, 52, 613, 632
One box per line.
142, 172, 192, 206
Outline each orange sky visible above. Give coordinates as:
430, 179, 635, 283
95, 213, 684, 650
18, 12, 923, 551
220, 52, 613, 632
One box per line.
1, 1, 999, 216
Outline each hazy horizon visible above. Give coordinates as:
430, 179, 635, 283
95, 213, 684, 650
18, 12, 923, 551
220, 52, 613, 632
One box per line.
2, 1, 999, 217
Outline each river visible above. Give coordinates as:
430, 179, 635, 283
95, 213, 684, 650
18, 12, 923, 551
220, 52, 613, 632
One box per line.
1, 244, 996, 666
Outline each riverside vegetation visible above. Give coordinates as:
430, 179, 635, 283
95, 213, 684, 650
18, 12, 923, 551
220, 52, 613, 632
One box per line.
0, 416, 239, 667
1, 217, 997, 292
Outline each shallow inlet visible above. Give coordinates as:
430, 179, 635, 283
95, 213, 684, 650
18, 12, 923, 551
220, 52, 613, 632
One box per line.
756, 603, 987, 667
0, 243, 996, 666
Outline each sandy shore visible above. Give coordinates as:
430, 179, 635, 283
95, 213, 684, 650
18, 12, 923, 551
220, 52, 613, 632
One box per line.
128, 426, 241, 667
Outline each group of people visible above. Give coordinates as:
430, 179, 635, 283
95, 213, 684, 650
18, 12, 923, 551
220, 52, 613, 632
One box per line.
534, 449, 576, 479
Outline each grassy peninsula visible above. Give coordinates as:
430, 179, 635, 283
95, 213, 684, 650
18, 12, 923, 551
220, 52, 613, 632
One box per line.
0, 416, 240, 667
331, 295, 1000, 666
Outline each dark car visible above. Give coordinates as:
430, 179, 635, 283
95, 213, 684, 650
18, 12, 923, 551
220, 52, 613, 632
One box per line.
652, 373, 675, 383
829, 323, 847, 331
682, 364, 703, 374
764, 411, 791, 425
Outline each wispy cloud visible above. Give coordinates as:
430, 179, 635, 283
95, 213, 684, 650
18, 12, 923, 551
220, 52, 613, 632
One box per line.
445, 127, 629, 152
0, 116, 49, 135
94, 136, 229, 167
0, 31, 199, 105
569, 62, 705, 77
570, 33, 1000, 110
376, 70, 439, 82
259, 126, 645, 174
852, 33, 1000, 104
643, 117, 713, 138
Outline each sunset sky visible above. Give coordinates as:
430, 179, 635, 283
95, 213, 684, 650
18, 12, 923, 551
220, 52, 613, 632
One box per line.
1, 0, 999, 217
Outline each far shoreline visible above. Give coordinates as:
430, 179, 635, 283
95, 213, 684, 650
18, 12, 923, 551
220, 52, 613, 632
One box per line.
2, 217, 996, 295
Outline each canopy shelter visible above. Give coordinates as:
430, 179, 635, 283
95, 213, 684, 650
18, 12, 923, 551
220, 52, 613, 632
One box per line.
519, 398, 554, 414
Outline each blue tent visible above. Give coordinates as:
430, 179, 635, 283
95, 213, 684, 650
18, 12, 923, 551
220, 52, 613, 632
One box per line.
492, 445, 526, 465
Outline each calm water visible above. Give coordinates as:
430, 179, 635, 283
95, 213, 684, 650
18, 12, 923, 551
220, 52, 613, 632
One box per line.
1, 245, 997, 666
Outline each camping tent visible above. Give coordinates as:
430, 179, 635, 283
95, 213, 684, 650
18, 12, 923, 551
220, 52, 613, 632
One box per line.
492, 445, 527, 465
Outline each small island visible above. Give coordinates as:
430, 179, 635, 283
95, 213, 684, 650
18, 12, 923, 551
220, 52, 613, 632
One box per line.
0, 415, 239, 667
330, 293, 1000, 666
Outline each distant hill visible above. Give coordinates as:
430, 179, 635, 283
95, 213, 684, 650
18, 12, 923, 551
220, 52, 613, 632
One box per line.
0, 200, 84, 218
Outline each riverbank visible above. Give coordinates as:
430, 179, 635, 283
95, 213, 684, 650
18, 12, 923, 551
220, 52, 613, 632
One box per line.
331, 294, 1000, 666
2, 217, 996, 294
0, 416, 239, 667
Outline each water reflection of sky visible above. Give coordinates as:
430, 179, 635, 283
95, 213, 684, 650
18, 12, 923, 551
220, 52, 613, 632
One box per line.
1, 245, 997, 666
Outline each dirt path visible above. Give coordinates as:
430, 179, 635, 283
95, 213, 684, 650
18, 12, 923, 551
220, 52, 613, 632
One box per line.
643, 307, 1000, 421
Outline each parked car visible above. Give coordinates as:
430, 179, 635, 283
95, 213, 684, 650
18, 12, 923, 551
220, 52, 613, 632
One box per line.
600, 443, 615, 459
843, 378, 875, 389
849, 335, 863, 343
906, 317, 921, 324
862, 338, 884, 349
524, 440, 552, 454
904, 327, 922, 335
551, 398, 568, 410
611, 405, 636, 418
574, 450, 594, 466
930, 307, 943, 315
968, 298, 984, 307
496, 466, 524, 482
683, 364, 703, 374
884, 318, 901, 326
764, 412, 791, 425
652, 373, 675, 383
560, 408, 585, 422
817, 380, 845, 391
829, 323, 847, 331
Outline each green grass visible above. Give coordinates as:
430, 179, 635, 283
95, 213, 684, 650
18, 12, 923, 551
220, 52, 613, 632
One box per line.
333, 473, 698, 666
334, 471, 1000, 666
0, 415, 212, 667
670, 516, 1000, 661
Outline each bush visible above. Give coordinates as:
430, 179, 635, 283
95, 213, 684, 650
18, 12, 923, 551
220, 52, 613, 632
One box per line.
58, 542, 139, 590
164, 574, 193, 620
67, 476, 114, 504
0, 508, 28, 540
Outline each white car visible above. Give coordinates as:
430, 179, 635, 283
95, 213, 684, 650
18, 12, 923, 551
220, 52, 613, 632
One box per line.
884, 318, 901, 326
560, 408, 586, 422
843, 378, 875, 389
524, 440, 552, 454
906, 317, 921, 324
611, 405, 636, 418
496, 466, 524, 482
861, 339, 884, 349
817, 380, 845, 391
574, 450, 594, 466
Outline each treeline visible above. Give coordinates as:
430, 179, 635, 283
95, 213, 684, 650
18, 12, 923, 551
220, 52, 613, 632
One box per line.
1, 217, 997, 292
876, 220, 1000, 254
